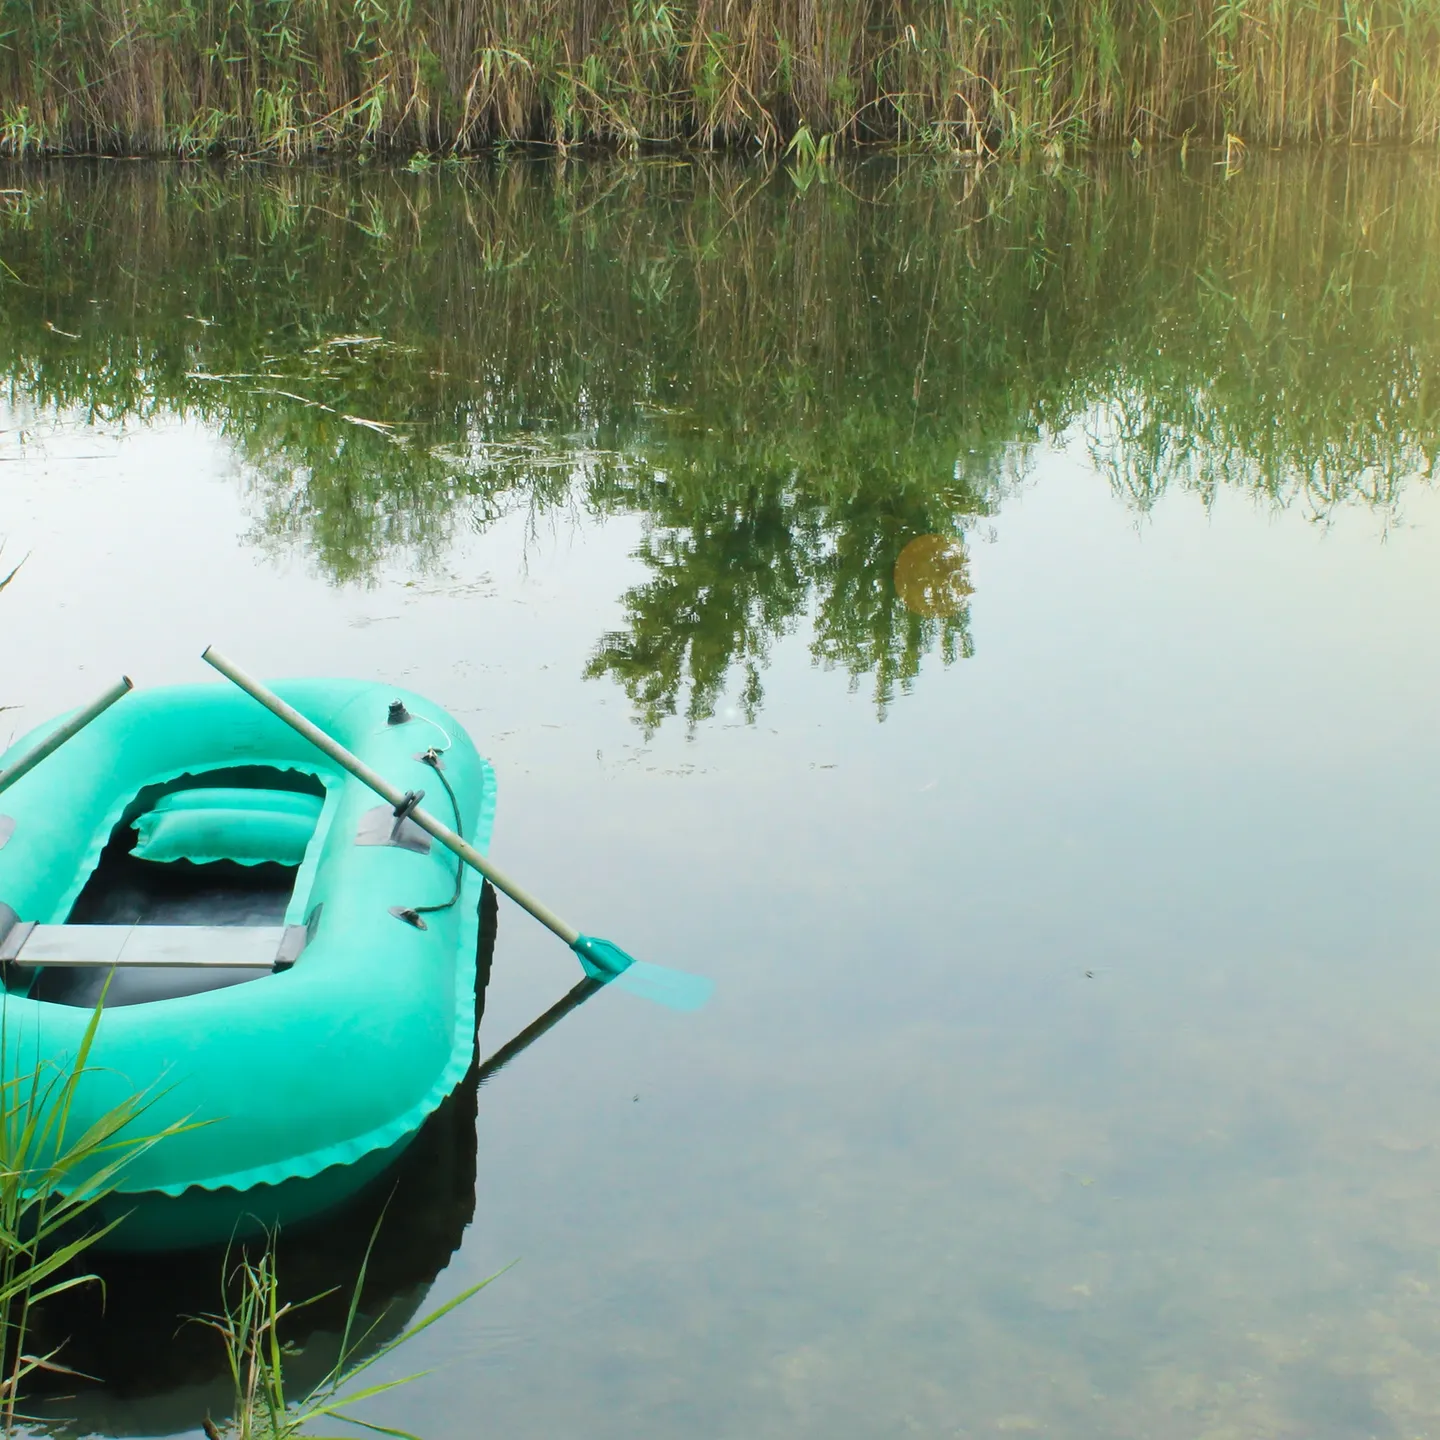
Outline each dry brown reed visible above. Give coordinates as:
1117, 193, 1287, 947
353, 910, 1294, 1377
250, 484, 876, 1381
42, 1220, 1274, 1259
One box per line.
2, 0, 1440, 157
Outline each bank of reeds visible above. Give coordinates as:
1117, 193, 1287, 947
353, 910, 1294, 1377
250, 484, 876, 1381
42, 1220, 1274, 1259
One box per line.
2, 0, 1440, 157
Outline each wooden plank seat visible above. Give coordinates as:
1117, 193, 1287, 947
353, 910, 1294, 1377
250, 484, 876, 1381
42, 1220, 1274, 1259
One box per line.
0, 922, 307, 971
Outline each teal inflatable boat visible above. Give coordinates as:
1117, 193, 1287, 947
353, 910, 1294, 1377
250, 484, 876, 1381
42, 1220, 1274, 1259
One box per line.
0, 679, 493, 1248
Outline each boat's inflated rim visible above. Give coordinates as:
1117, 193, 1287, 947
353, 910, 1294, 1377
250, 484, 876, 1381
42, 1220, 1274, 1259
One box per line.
0, 679, 496, 1202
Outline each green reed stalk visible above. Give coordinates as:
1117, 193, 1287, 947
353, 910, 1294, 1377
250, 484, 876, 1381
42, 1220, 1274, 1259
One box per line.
1, 0, 1439, 156
197, 1218, 500, 1440
0, 995, 194, 1434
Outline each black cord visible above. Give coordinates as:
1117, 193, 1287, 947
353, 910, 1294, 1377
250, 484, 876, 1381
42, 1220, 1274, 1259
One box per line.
413, 750, 465, 916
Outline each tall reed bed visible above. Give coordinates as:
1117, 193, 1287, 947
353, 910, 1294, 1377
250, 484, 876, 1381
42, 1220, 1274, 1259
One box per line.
2, 0, 1440, 156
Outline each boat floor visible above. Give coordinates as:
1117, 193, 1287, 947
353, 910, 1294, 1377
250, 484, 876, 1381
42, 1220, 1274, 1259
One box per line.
28, 846, 296, 1008
69, 850, 294, 928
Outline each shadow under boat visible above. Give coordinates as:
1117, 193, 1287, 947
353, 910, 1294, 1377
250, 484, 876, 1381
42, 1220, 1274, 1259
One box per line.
25, 877, 613, 1438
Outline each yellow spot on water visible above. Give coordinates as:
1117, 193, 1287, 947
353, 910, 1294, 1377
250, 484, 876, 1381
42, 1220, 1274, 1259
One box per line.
893, 534, 973, 618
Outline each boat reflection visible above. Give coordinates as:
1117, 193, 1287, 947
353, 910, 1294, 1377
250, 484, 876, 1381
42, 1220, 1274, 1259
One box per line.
28, 883, 604, 1438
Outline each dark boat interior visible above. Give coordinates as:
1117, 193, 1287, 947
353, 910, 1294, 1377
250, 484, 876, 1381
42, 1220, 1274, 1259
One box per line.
25, 764, 324, 1008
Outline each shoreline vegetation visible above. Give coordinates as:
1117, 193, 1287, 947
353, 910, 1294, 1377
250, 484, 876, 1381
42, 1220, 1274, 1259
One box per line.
2, 1, 1440, 158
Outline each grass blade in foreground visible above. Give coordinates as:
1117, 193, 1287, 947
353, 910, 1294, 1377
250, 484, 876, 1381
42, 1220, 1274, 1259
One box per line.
200, 647, 712, 1011
199, 1216, 505, 1440
1, 990, 196, 1433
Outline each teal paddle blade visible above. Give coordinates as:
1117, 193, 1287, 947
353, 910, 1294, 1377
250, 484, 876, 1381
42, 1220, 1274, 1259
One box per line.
613, 960, 713, 1012
570, 935, 713, 1012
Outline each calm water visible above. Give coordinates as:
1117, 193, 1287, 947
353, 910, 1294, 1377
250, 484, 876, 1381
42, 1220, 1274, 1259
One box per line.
4, 153, 1440, 1439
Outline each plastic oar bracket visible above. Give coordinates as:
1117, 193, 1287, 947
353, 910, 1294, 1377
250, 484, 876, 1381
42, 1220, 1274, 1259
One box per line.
571, 934, 636, 981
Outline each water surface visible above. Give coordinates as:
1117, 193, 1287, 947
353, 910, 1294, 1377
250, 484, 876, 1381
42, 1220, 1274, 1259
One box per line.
4, 153, 1440, 1439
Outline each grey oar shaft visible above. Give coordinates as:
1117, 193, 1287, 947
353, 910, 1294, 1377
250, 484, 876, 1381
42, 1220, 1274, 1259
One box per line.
0, 676, 133, 796
201, 647, 580, 946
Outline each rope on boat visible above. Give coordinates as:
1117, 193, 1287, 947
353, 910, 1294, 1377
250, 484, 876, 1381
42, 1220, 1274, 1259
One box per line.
410, 748, 465, 918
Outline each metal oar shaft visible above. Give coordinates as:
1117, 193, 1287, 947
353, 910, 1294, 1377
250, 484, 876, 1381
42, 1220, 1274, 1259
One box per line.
0, 676, 133, 797
201, 647, 581, 946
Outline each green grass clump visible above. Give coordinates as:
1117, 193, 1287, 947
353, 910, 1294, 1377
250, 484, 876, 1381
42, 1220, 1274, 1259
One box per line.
1, 998, 190, 1432
197, 1221, 497, 1440
1, 0, 1439, 156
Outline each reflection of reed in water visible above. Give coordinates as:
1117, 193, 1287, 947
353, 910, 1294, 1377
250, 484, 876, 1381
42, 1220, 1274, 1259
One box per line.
1, 155, 1437, 732
27, 883, 503, 1439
